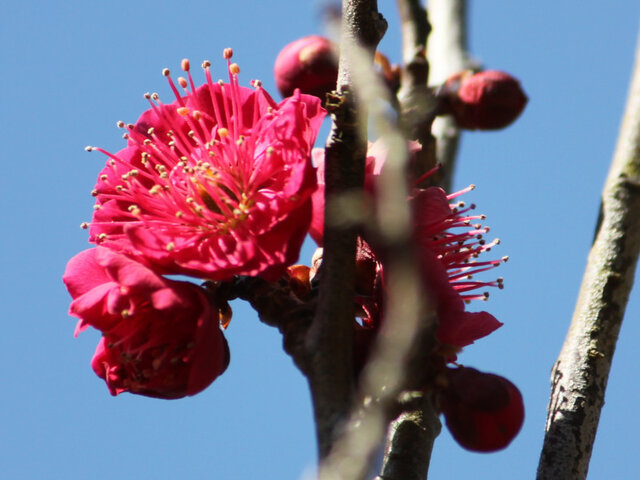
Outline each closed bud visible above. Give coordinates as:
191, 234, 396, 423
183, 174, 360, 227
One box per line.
274, 35, 338, 100
442, 70, 528, 130
439, 366, 524, 452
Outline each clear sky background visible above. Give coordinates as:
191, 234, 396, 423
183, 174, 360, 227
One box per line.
2, 1, 639, 479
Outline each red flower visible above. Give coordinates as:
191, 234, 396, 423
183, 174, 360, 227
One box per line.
274, 35, 338, 100
63, 247, 229, 399
439, 366, 524, 452
411, 187, 505, 350
87, 50, 325, 281
310, 141, 504, 351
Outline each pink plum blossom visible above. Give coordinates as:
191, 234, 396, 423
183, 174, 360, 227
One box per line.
63, 247, 229, 399
309, 140, 504, 351
87, 51, 325, 281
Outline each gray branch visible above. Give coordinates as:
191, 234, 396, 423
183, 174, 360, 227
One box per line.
537, 30, 640, 480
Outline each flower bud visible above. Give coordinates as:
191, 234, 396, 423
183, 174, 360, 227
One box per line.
439, 366, 524, 452
442, 70, 528, 130
274, 35, 338, 100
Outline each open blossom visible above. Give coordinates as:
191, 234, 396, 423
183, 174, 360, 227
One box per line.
310, 141, 504, 351
87, 50, 325, 281
63, 247, 229, 399
411, 187, 505, 350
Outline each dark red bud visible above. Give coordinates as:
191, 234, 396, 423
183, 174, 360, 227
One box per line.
443, 70, 528, 130
439, 366, 524, 452
274, 35, 338, 100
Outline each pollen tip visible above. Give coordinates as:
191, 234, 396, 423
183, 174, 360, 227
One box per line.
202, 60, 211, 69
162, 68, 170, 77
143, 92, 151, 99
502, 255, 509, 262
223, 48, 233, 59
84, 146, 94, 152
469, 184, 476, 190
229, 63, 240, 75
80, 222, 90, 229
181, 58, 190, 71
178, 76, 188, 88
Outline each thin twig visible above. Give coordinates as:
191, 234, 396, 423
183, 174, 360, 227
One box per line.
307, 0, 387, 461
426, 0, 474, 191
537, 31, 640, 480
395, 0, 438, 187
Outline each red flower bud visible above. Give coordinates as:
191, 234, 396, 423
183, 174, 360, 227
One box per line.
274, 35, 338, 100
443, 70, 528, 130
439, 366, 524, 452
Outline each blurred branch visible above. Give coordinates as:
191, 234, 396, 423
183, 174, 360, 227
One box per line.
537, 31, 640, 480
317, 20, 438, 479
307, 0, 387, 461
426, 0, 474, 191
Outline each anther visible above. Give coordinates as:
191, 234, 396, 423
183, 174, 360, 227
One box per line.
84, 146, 94, 152
177, 107, 190, 116
202, 60, 211, 69
181, 58, 190, 71
80, 222, 89, 229
178, 77, 188, 88
144, 92, 151, 99
116, 121, 125, 128
229, 63, 240, 75
223, 48, 233, 59
162, 68, 170, 77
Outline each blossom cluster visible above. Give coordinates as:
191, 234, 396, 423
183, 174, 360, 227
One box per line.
63, 40, 524, 453
64, 50, 325, 399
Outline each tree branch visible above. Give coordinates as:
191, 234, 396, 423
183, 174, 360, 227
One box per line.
537, 31, 640, 480
426, 0, 474, 191
315, 15, 439, 478
307, 0, 387, 461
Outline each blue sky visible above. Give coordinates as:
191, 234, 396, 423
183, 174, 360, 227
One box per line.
1, 1, 639, 478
